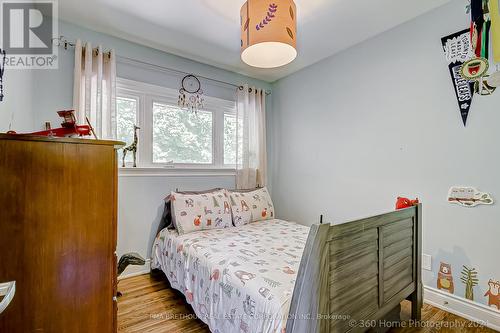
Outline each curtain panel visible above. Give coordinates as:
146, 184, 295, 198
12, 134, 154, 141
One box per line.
73, 39, 117, 139
236, 84, 267, 189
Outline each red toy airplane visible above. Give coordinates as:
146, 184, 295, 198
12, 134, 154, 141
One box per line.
7, 110, 96, 138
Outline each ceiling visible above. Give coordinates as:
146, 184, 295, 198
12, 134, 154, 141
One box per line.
59, 0, 451, 82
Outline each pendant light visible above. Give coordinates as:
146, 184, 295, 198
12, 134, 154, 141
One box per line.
240, 0, 297, 68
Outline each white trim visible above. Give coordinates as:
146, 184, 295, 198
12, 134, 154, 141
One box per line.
118, 167, 236, 177
117, 78, 236, 112
118, 259, 151, 281
424, 286, 500, 331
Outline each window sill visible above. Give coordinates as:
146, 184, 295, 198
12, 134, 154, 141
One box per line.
118, 167, 236, 177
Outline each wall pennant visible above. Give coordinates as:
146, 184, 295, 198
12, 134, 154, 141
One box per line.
447, 186, 494, 207
441, 30, 475, 126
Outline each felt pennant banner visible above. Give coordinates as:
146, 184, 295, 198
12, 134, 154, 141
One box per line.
442, 29, 475, 126
491, 0, 500, 62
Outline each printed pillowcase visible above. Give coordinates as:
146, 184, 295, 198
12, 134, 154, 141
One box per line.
171, 190, 232, 235
227, 187, 275, 226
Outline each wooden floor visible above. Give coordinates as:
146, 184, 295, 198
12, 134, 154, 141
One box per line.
117, 272, 495, 333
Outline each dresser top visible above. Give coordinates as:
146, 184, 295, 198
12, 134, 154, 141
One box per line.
0, 133, 125, 148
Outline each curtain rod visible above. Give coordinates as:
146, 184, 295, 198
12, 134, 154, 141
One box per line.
53, 36, 271, 96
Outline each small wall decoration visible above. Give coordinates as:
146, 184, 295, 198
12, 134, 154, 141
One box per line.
460, 266, 479, 301
485, 279, 500, 310
178, 74, 204, 113
447, 186, 493, 207
441, 29, 475, 126
461, 57, 489, 79
437, 262, 455, 294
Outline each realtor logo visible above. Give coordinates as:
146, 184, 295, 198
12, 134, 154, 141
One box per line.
0, 0, 58, 69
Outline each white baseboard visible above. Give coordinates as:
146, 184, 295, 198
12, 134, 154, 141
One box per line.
424, 286, 500, 331
118, 258, 151, 280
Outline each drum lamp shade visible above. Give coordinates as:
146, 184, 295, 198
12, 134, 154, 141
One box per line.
240, 0, 297, 68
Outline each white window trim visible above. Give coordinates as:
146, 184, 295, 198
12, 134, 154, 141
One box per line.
116, 78, 237, 176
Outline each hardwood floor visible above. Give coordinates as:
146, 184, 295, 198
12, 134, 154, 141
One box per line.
117, 272, 495, 333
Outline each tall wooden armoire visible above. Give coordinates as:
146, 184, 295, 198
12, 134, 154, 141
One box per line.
0, 134, 124, 332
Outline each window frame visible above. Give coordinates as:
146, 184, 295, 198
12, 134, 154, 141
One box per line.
116, 78, 237, 172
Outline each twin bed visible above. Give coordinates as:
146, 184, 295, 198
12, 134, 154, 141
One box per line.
152, 190, 422, 333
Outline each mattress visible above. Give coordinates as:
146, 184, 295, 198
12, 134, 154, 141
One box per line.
152, 219, 310, 333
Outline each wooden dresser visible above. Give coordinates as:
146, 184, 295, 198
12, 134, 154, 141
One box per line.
0, 134, 124, 333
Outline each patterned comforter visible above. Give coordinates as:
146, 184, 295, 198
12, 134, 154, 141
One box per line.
152, 219, 310, 333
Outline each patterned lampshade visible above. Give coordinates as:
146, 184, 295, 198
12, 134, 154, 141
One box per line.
240, 0, 297, 68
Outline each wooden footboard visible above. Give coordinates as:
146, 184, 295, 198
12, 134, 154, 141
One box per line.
287, 205, 422, 333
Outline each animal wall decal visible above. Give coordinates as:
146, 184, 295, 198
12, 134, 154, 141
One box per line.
460, 266, 479, 301
437, 262, 455, 294
485, 279, 500, 310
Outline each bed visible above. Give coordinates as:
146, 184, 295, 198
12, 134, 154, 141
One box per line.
152, 204, 422, 333
152, 219, 309, 333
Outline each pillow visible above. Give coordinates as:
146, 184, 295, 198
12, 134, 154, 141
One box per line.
158, 188, 222, 233
227, 187, 275, 226
171, 190, 233, 235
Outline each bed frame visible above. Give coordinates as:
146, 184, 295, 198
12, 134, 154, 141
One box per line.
287, 204, 422, 333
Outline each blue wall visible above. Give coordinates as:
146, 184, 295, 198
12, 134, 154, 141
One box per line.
269, 0, 500, 311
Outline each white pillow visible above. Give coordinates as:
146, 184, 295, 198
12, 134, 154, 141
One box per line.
171, 190, 233, 235
227, 187, 275, 226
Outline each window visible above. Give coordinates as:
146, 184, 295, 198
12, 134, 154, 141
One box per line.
224, 113, 242, 166
152, 103, 213, 164
116, 96, 138, 163
116, 78, 238, 170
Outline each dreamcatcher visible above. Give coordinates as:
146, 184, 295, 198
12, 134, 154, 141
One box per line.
178, 74, 204, 113
0, 49, 6, 101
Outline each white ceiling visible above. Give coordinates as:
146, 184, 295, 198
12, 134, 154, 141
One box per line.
59, 0, 451, 82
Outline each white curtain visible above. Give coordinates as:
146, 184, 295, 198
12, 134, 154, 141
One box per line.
73, 39, 117, 139
236, 84, 267, 189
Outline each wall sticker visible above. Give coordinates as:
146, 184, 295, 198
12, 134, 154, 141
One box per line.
447, 186, 494, 207
485, 279, 500, 310
437, 262, 455, 294
460, 266, 479, 301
